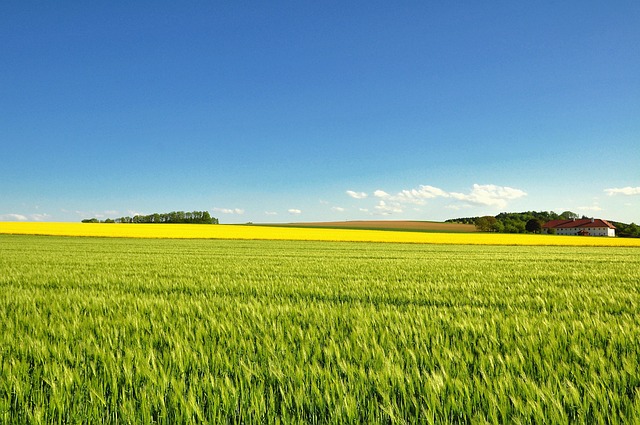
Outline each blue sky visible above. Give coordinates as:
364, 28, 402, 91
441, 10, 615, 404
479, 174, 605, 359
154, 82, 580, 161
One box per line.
2, 1, 639, 224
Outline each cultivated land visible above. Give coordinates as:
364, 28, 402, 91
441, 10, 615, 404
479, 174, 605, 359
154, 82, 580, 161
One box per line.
1, 234, 640, 423
2, 222, 640, 247
267, 220, 478, 233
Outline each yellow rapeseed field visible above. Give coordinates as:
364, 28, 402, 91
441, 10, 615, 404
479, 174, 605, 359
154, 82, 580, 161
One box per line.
2, 222, 640, 246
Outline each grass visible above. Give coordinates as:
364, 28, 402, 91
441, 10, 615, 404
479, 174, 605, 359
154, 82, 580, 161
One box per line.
1, 234, 640, 423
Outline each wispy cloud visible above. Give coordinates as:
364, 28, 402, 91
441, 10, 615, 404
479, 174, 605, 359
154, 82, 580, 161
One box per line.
605, 186, 640, 196
374, 201, 403, 215
331, 206, 346, 212
0, 213, 51, 221
264, 211, 278, 216
577, 205, 603, 212
74, 210, 126, 220
0, 213, 28, 221
346, 190, 368, 199
214, 207, 245, 214
30, 213, 52, 221
288, 209, 302, 215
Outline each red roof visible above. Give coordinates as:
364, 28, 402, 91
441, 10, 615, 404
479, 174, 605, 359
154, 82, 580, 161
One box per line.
543, 219, 616, 229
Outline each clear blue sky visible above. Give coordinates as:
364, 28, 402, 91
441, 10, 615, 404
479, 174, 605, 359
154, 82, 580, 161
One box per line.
2, 1, 639, 224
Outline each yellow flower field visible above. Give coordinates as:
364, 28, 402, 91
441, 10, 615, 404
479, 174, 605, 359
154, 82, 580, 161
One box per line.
2, 221, 640, 246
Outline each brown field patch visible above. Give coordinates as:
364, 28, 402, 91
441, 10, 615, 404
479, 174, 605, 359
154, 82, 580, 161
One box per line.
270, 220, 478, 233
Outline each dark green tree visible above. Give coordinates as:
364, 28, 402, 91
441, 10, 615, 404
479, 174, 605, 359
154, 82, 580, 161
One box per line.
525, 218, 543, 233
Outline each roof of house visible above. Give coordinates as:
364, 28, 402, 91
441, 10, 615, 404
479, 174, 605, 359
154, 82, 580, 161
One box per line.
543, 218, 616, 229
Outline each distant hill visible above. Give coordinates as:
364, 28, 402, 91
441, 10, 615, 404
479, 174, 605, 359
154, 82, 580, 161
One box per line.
261, 220, 477, 233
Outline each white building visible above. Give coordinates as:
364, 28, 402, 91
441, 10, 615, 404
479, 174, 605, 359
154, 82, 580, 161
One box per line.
543, 218, 616, 237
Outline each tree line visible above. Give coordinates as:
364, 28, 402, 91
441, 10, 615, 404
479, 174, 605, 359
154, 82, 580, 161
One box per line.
447, 211, 578, 233
612, 221, 640, 238
82, 211, 218, 224
446, 211, 640, 238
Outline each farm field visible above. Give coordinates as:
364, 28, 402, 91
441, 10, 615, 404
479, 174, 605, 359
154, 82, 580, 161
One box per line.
1, 234, 640, 423
2, 221, 640, 247
265, 220, 478, 233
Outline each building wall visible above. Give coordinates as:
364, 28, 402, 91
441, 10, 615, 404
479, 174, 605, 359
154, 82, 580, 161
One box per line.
553, 227, 614, 237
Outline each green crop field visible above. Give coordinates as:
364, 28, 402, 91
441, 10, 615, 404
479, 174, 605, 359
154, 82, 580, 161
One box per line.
1, 234, 640, 423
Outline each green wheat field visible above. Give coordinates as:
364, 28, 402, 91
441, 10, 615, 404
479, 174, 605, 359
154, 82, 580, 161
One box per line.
2, 235, 640, 423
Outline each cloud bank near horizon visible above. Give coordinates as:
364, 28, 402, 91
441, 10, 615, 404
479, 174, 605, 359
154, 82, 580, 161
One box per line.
605, 186, 640, 196
6, 182, 639, 223
213, 207, 245, 215
347, 183, 527, 215
0, 213, 51, 222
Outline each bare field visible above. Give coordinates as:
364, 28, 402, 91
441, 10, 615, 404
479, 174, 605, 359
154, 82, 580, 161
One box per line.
273, 220, 478, 232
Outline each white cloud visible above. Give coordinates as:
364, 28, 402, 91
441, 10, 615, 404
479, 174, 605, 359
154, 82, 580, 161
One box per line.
374, 200, 403, 215
373, 190, 390, 199
0, 213, 28, 221
264, 211, 278, 216
359, 208, 369, 212
373, 185, 450, 205
605, 186, 640, 196
417, 185, 449, 198
367, 183, 526, 211
396, 185, 449, 205
449, 184, 526, 208
288, 209, 302, 215
214, 207, 245, 215
346, 190, 368, 199
331, 206, 346, 212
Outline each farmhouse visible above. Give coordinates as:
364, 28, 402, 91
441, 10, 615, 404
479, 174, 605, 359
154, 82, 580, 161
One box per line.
543, 218, 616, 237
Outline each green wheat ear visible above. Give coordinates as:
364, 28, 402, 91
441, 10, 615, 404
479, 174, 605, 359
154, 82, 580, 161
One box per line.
1, 234, 639, 423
